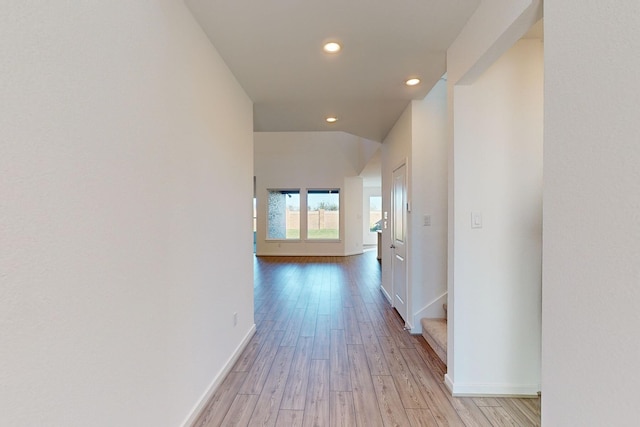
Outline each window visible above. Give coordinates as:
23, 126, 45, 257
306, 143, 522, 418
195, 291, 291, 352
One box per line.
369, 196, 382, 232
267, 190, 300, 239
253, 197, 257, 253
307, 189, 339, 240
253, 197, 257, 233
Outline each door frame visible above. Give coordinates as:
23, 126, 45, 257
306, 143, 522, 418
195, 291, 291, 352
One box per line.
390, 159, 410, 328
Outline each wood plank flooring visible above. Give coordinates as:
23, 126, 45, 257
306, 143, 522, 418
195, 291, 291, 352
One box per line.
194, 251, 540, 427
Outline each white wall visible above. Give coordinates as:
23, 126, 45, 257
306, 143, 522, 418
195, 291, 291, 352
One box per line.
380, 80, 449, 332
445, 0, 543, 395
0, 3, 254, 426
344, 177, 365, 255
447, 39, 543, 396
446, 0, 541, 385
447, 0, 542, 85
543, 1, 640, 425
254, 131, 372, 256
410, 80, 450, 324
381, 107, 412, 304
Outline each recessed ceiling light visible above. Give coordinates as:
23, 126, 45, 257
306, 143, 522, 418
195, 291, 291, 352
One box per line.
405, 78, 421, 86
326, 116, 338, 123
323, 42, 341, 53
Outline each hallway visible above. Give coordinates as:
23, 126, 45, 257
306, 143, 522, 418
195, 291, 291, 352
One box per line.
195, 251, 540, 426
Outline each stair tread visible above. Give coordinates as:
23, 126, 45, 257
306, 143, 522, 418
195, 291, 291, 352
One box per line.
420, 318, 447, 365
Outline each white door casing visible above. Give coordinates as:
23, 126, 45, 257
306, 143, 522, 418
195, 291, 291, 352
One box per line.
391, 162, 408, 325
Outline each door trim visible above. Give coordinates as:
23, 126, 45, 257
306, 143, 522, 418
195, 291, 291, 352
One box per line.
391, 159, 410, 328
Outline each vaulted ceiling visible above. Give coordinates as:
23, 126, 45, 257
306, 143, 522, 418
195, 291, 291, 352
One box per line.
186, 0, 480, 142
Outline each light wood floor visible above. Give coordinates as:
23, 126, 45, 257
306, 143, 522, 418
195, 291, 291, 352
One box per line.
195, 251, 540, 427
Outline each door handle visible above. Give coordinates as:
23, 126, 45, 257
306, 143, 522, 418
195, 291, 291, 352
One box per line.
390, 244, 396, 249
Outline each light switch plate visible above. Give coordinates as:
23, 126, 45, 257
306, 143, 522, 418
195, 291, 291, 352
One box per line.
424, 215, 431, 226
471, 212, 482, 228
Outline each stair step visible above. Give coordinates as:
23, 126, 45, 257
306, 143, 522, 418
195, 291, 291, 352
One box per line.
421, 318, 447, 365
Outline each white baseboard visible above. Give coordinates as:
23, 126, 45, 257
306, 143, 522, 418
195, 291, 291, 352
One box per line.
181, 324, 257, 427
344, 249, 364, 256
256, 252, 352, 257
444, 375, 539, 397
405, 319, 414, 331
380, 285, 392, 304
444, 373, 455, 394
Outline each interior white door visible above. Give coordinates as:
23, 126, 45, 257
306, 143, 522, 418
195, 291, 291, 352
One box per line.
391, 163, 408, 325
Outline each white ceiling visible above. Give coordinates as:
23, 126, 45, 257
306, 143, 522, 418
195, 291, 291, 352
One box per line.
186, 0, 480, 142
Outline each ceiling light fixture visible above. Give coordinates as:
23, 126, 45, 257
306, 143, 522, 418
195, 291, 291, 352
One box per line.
326, 116, 338, 123
405, 78, 421, 86
323, 42, 341, 53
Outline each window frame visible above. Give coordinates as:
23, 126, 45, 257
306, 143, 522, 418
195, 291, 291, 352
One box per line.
305, 188, 341, 242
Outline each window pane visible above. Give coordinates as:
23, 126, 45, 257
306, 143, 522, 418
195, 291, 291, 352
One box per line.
267, 190, 300, 239
369, 196, 382, 232
307, 190, 339, 239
